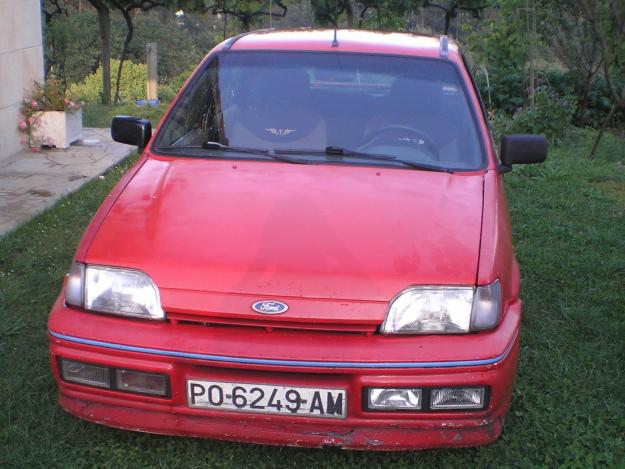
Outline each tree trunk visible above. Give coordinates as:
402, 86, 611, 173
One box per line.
588, 103, 618, 160
114, 7, 134, 104
444, 10, 453, 35
89, 0, 111, 105
344, 0, 353, 28
526, 0, 536, 107
241, 15, 251, 31
578, 60, 603, 127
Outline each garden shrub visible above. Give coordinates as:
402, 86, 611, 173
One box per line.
169, 65, 197, 92
158, 85, 177, 103
476, 72, 525, 115
157, 65, 197, 102
68, 60, 147, 104
493, 88, 577, 145
540, 70, 625, 129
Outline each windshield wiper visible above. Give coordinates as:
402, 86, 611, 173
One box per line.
158, 143, 451, 172
275, 146, 453, 173
157, 142, 308, 164
157, 142, 270, 156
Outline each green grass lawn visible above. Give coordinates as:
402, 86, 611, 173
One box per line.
1, 129, 624, 467
82, 102, 169, 128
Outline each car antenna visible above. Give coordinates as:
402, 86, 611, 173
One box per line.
331, 0, 339, 47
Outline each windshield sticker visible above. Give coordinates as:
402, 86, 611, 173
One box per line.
266, 128, 296, 137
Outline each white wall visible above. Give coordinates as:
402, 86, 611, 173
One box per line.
0, 0, 44, 160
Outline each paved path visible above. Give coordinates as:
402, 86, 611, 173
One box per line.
0, 128, 133, 236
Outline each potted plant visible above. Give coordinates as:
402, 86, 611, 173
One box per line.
19, 79, 83, 150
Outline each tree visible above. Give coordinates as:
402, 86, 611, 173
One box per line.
422, 0, 488, 35
211, 0, 288, 31
44, 8, 101, 87
177, 0, 287, 32
43, 0, 69, 24
87, 1, 174, 104
109, 1, 165, 103
311, 0, 351, 27
579, 0, 625, 159
540, 1, 603, 125
311, 0, 401, 29
547, 0, 625, 158
87, 0, 113, 104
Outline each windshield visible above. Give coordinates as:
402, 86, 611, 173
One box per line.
154, 51, 485, 171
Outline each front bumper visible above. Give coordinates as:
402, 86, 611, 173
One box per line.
48, 296, 521, 450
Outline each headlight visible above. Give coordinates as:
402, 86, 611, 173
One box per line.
381, 280, 501, 334
65, 262, 164, 320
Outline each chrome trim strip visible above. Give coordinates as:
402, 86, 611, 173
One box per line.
49, 330, 515, 369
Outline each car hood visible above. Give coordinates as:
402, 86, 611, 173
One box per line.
86, 157, 484, 323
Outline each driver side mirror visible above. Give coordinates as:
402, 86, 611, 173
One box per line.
111, 115, 152, 149
499, 134, 548, 172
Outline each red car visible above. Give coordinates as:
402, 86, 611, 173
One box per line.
48, 29, 547, 450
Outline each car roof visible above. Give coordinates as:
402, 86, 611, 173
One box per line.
222, 29, 459, 60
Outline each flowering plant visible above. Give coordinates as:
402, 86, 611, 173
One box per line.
18, 78, 83, 150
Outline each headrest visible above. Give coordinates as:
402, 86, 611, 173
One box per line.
246, 68, 311, 108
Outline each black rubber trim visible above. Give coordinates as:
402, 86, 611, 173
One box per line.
223, 29, 273, 50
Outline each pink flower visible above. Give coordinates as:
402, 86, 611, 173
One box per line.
28, 116, 35, 125
20, 139, 27, 145
69, 101, 75, 107
31, 100, 38, 109
18, 121, 27, 130
31, 146, 42, 153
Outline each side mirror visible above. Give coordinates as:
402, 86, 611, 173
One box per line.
111, 115, 152, 149
499, 134, 548, 171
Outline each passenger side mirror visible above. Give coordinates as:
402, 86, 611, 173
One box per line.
111, 115, 152, 149
499, 134, 548, 172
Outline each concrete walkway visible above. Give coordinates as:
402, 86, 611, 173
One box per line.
0, 128, 133, 236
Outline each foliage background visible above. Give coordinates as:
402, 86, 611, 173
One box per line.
44, 0, 625, 145
68, 59, 147, 103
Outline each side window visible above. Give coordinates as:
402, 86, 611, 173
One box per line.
461, 52, 497, 159
158, 58, 223, 146
461, 52, 490, 125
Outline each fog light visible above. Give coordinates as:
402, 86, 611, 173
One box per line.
430, 387, 486, 409
367, 388, 422, 410
60, 359, 110, 388
115, 369, 168, 396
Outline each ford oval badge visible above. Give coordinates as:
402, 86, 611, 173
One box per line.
252, 300, 288, 315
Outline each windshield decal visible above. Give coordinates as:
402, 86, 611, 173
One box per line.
266, 128, 296, 137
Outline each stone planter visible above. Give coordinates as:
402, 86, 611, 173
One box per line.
30, 109, 82, 149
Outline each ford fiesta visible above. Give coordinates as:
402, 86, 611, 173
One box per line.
48, 29, 547, 450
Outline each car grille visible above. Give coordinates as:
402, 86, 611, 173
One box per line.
167, 311, 377, 335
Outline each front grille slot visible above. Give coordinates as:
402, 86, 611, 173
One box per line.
167, 312, 377, 335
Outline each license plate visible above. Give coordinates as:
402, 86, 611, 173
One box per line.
187, 380, 347, 419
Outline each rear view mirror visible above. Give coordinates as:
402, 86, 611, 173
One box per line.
111, 116, 152, 149
499, 134, 548, 170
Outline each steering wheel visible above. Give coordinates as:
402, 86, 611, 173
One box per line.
358, 125, 440, 160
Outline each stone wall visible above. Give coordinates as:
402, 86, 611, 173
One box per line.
0, 0, 44, 160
